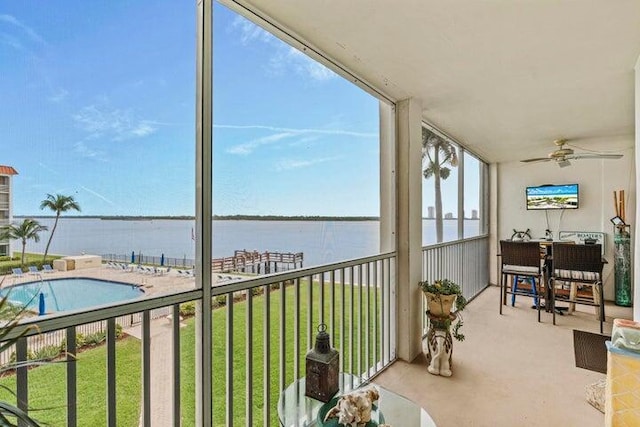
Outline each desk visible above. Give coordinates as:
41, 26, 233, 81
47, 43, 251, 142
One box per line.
277, 373, 436, 427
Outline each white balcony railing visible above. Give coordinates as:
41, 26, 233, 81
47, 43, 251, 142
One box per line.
1, 252, 397, 426
421, 235, 490, 335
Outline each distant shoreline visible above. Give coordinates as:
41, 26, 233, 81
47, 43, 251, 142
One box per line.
15, 215, 479, 221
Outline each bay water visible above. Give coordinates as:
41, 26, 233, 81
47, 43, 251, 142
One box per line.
21, 218, 479, 268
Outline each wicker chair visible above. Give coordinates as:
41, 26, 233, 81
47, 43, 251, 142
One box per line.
499, 240, 545, 322
550, 243, 605, 333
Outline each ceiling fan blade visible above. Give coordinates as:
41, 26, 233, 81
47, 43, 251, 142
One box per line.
520, 157, 551, 163
567, 153, 623, 160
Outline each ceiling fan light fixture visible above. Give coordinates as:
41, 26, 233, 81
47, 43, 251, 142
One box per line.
557, 159, 571, 168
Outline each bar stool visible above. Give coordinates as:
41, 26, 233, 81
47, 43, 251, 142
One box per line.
499, 240, 545, 322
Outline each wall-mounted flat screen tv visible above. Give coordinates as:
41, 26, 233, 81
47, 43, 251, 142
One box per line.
526, 184, 579, 210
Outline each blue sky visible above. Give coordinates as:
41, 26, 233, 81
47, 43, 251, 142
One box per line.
2, 2, 473, 217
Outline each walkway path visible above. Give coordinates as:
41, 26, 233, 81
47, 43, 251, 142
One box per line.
125, 317, 185, 427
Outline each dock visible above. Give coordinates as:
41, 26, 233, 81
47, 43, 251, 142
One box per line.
212, 250, 303, 274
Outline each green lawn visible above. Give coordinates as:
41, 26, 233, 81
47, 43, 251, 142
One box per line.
0, 281, 381, 426
0, 337, 141, 426
181, 281, 381, 426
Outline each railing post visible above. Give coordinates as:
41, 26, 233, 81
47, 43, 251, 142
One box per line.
16, 338, 28, 427
106, 319, 117, 427
66, 327, 77, 427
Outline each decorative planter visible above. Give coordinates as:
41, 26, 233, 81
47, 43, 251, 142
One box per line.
424, 292, 456, 317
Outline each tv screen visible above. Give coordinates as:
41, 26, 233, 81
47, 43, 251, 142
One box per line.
526, 184, 579, 210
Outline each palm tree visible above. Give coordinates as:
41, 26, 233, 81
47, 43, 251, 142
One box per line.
422, 127, 458, 242
40, 193, 81, 261
0, 219, 48, 265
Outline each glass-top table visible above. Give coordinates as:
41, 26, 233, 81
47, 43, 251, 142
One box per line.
277, 373, 436, 427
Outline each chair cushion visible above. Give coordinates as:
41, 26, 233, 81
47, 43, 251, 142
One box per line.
554, 269, 600, 281
503, 265, 539, 275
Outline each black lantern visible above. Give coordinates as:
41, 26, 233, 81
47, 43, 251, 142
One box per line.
305, 323, 339, 402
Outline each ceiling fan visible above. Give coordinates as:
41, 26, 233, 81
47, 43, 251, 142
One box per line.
520, 139, 623, 167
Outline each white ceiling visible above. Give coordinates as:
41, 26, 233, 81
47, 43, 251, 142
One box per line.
232, 0, 640, 163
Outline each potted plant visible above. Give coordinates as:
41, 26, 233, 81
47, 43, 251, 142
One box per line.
419, 279, 467, 341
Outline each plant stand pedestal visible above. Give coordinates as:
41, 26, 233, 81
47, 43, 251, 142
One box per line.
423, 312, 455, 377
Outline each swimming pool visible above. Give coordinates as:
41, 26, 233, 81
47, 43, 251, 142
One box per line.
0, 278, 144, 314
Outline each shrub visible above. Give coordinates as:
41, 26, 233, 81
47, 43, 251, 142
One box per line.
8, 350, 36, 365
213, 295, 227, 307
32, 345, 62, 362
83, 331, 106, 346
0, 302, 26, 321
60, 332, 86, 351
179, 302, 196, 317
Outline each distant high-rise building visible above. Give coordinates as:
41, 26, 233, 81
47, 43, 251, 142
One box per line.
0, 165, 18, 257
471, 209, 479, 219
444, 212, 453, 219
427, 206, 435, 219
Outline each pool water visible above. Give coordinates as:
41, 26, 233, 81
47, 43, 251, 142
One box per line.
0, 278, 144, 313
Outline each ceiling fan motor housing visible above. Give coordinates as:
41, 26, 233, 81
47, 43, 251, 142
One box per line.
548, 148, 574, 159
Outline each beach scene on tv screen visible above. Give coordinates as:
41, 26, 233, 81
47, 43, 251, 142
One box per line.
527, 185, 578, 209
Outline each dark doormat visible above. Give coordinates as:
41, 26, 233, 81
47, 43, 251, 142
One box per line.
573, 329, 610, 374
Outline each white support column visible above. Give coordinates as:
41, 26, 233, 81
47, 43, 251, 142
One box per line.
195, 0, 213, 425
489, 163, 499, 286
457, 149, 465, 239
634, 56, 640, 321
394, 98, 423, 361
380, 102, 396, 253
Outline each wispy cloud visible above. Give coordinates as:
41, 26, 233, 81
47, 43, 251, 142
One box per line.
232, 17, 274, 45
72, 105, 158, 141
73, 141, 107, 160
80, 185, 114, 205
227, 132, 296, 155
0, 14, 46, 46
216, 124, 376, 138
231, 16, 335, 81
275, 156, 339, 171
269, 47, 335, 81
48, 88, 69, 103
219, 124, 376, 155
0, 32, 23, 50
37, 162, 60, 176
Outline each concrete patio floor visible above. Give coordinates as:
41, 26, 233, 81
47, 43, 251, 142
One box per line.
374, 285, 633, 427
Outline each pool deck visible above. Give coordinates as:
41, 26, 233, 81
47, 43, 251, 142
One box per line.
0, 264, 245, 296
1, 264, 247, 427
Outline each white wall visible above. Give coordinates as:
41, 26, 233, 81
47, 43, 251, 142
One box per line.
495, 138, 635, 301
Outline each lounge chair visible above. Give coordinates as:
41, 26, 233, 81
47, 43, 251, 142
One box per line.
11, 268, 24, 277
177, 269, 193, 278
42, 264, 55, 273
28, 266, 40, 275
